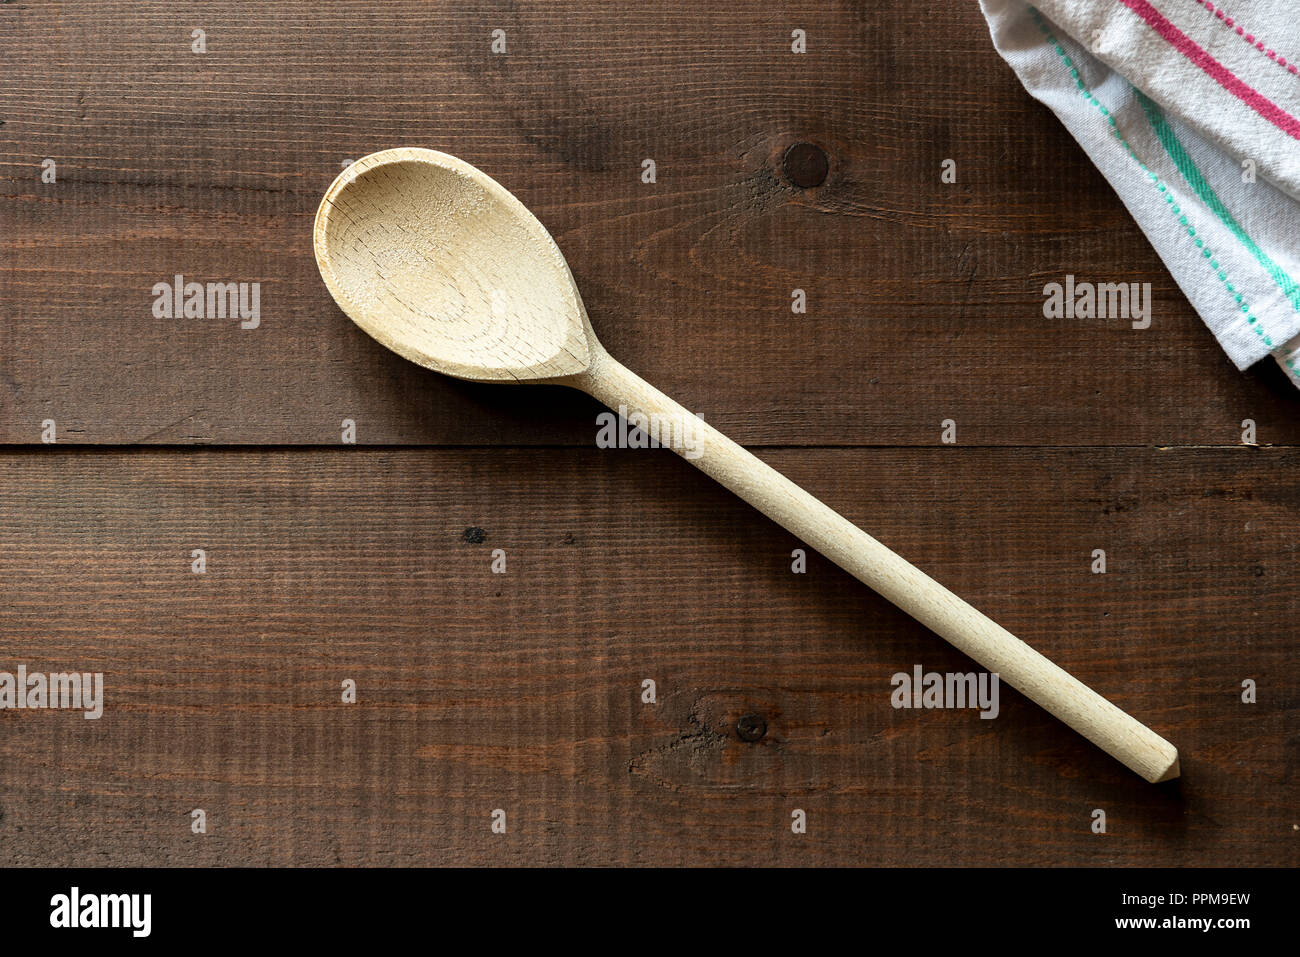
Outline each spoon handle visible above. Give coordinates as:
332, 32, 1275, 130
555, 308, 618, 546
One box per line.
571, 351, 1179, 783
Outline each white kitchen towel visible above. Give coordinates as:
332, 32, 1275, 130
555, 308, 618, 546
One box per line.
980, 0, 1300, 387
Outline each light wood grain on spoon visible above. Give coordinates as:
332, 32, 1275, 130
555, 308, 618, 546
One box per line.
313, 147, 1180, 784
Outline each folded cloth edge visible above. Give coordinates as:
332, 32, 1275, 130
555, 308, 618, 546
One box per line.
980, 0, 1300, 388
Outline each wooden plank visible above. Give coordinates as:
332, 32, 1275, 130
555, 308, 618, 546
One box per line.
0, 446, 1293, 866
2, 1, 1297, 446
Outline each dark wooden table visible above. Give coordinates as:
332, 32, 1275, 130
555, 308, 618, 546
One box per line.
1, 1, 1295, 866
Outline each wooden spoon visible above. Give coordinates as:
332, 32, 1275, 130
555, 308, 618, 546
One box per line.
313, 147, 1179, 783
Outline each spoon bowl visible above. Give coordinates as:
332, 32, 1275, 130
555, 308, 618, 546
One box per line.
314, 148, 591, 382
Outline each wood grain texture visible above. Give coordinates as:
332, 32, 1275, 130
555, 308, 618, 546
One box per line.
1, 0, 1298, 445
0, 0, 1296, 869
0, 448, 1294, 866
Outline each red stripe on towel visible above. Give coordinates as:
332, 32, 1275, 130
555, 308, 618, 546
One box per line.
1117, 0, 1300, 140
